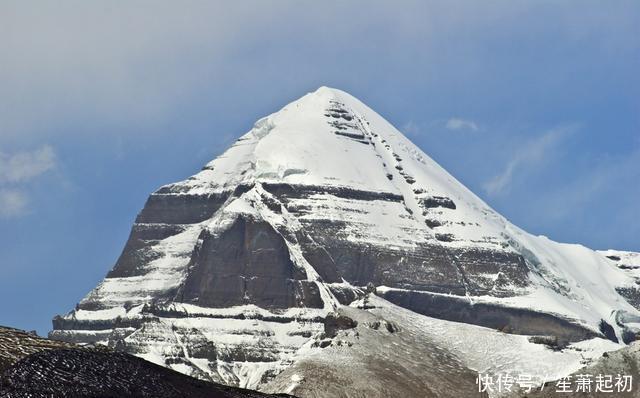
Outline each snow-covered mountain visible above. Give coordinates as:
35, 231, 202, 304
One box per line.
50, 87, 640, 396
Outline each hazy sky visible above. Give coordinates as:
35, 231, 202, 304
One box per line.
1, 1, 638, 335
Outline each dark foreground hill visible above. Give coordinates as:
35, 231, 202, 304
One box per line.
0, 326, 291, 398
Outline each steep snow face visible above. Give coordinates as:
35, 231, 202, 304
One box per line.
180, 88, 397, 193
50, 87, 639, 390
178, 87, 509, 247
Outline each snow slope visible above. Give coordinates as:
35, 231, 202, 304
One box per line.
263, 295, 622, 398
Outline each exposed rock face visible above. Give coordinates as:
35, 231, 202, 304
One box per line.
49, 87, 640, 394
323, 312, 357, 338
378, 289, 599, 345
176, 216, 322, 309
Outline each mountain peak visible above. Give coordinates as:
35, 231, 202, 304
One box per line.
311, 85, 340, 94
50, 88, 640, 393
310, 85, 351, 97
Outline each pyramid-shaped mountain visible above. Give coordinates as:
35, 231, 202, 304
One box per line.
50, 87, 640, 396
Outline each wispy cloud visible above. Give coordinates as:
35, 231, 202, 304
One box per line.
445, 118, 479, 132
0, 145, 56, 218
0, 145, 56, 183
0, 189, 28, 218
484, 126, 573, 195
403, 118, 480, 136
402, 121, 421, 136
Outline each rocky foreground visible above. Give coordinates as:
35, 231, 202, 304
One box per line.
0, 326, 291, 398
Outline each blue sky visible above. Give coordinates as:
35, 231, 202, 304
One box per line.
0, 1, 638, 336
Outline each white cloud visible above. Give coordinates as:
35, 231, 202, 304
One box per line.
0, 145, 56, 183
445, 118, 479, 132
0, 145, 56, 218
0, 189, 29, 218
484, 127, 572, 195
402, 121, 421, 136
